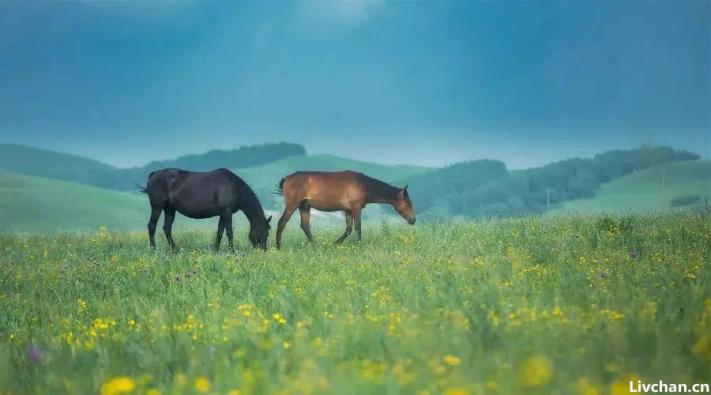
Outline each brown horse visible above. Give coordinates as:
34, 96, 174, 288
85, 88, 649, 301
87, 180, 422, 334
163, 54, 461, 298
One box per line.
275, 171, 415, 248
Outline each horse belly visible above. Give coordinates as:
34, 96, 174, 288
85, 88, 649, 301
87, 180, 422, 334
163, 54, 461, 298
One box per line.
306, 194, 356, 212
168, 185, 223, 219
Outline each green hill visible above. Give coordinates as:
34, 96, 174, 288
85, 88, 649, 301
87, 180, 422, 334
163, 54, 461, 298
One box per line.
548, 160, 711, 214
0, 144, 114, 181
0, 143, 307, 191
234, 154, 433, 210
0, 171, 146, 233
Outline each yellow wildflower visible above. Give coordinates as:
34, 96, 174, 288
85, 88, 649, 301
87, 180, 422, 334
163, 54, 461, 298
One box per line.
194, 376, 210, 393
521, 356, 552, 388
443, 388, 468, 395
272, 313, 287, 325
228, 390, 241, 395
692, 333, 711, 360
610, 374, 640, 395
145, 389, 161, 395
100, 376, 135, 395
443, 355, 461, 367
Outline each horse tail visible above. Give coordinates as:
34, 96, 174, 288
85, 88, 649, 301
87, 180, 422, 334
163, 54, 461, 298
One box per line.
135, 183, 148, 194
272, 177, 286, 196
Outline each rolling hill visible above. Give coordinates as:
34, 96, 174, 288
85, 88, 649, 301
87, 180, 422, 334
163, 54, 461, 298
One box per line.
0, 143, 307, 191
1, 144, 707, 233
0, 170, 146, 233
547, 160, 711, 215
0, 144, 115, 181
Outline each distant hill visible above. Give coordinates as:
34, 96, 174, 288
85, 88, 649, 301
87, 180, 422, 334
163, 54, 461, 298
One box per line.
409, 146, 700, 219
234, 154, 433, 209
0, 143, 307, 191
0, 144, 115, 181
141, 142, 305, 173
0, 170, 146, 232
1, 144, 707, 233
547, 160, 711, 215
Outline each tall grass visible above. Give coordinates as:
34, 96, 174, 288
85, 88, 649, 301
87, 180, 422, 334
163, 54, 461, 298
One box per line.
1, 213, 710, 394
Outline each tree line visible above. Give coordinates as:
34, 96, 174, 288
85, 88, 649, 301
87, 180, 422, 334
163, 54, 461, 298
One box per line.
408, 146, 699, 219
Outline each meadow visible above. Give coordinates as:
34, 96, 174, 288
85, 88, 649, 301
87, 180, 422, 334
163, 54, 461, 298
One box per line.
1, 212, 710, 395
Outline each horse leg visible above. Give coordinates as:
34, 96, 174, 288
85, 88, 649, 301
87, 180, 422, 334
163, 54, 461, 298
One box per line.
353, 208, 362, 242
214, 215, 225, 252
276, 206, 297, 249
224, 213, 234, 252
163, 207, 177, 250
299, 204, 313, 243
334, 211, 353, 244
147, 206, 162, 249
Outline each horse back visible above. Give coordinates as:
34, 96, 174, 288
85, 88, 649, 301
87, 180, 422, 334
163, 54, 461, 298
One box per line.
145, 168, 249, 217
280, 171, 366, 209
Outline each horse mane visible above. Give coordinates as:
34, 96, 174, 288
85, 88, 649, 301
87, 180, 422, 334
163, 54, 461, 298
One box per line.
227, 171, 265, 223
360, 173, 400, 202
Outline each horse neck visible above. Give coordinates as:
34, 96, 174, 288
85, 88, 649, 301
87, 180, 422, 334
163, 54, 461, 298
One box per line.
364, 177, 400, 205
241, 194, 265, 227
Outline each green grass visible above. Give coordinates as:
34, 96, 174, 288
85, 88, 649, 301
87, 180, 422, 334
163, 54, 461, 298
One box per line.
0, 171, 146, 233
2, 213, 710, 394
549, 160, 711, 215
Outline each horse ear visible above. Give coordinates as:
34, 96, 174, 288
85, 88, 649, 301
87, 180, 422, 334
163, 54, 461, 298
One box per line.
267, 215, 272, 223
404, 185, 409, 191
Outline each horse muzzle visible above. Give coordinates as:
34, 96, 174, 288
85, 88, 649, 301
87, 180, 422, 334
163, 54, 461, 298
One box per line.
407, 217, 416, 225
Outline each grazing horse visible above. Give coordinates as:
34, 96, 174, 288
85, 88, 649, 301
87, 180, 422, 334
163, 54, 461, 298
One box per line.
139, 168, 271, 250
275, 171, 415, 248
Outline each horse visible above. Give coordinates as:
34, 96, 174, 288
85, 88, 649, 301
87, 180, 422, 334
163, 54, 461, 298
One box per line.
138, 168, 272, 251
274, 170, 415, 248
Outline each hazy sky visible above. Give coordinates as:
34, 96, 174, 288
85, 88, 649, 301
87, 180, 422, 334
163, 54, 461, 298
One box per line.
0, 1, 709, 169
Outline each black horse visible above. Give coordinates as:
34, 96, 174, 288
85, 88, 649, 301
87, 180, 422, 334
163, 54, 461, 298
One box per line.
139, 168, 271, 250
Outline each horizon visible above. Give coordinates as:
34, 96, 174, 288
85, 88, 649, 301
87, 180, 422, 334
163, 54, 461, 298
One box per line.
2, 141, 707, 172
1, 1, 709, 168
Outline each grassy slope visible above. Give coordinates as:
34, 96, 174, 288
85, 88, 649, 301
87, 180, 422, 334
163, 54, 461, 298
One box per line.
0, 171, 147, 233
549, 160, 711, 215
0, 144, 113, 179
1, 214, 709, 394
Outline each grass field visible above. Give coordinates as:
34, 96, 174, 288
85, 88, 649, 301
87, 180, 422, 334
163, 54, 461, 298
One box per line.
2, 213, 710, 394
549, 160, 711, 215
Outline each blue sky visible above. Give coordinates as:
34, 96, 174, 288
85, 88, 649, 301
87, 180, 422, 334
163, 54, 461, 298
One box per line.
0, 1, 708, 169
